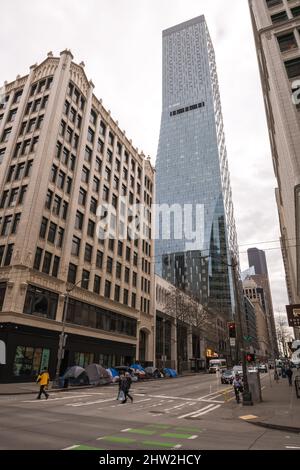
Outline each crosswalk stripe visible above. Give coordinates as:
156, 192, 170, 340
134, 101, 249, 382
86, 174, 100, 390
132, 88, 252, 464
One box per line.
191, 404, 221, 417
178, 404, 215, 419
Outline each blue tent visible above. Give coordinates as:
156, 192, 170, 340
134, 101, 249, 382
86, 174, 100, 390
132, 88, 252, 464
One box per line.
108, 367, 119, 378
130, 364, 145, 372
163, 368, 178, 378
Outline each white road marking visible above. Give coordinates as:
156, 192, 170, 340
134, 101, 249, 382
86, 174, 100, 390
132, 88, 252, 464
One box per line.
63, 444, 80, 450
173, 444, 182, 449
121, 428, 132, 432
164, 403, 191, 412
131, 398, 151, 404
178, 404, 215, 419
22, 394, 96, 403
188, 435, 198, 440
68, 397, 116, 407
191, 404, 221, 417
286, 446, 300, 449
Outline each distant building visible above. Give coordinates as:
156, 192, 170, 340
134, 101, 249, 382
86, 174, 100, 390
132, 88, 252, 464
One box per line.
247, 248, 279, 357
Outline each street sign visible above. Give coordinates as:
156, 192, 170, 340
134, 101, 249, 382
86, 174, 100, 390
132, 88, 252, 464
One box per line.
230, 338, 236, 347
286, 305, 300, 327
244, 336, 252, 343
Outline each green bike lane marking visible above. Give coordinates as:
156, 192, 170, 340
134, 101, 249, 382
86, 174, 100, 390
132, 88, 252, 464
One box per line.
142, 440, 181, 449
160, 432, 197, 439
97, 436, 137, 444
64, 444, 104, 451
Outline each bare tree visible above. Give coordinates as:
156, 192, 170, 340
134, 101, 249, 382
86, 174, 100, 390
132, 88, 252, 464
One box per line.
163, 286, 216, 370
275, 313, 293, 358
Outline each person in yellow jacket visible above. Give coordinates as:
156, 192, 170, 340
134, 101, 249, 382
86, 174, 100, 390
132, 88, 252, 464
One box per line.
36, 368, 50, 399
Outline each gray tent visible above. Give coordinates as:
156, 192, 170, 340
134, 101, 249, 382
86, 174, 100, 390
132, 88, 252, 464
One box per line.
63, 366, 89, 385
85, 364, 112, 385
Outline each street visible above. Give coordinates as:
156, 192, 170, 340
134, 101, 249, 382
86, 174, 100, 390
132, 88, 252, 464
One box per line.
0, 374, 299, 450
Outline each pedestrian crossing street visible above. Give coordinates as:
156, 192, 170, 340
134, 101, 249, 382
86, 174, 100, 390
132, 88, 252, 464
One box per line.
21, 385, 235, 420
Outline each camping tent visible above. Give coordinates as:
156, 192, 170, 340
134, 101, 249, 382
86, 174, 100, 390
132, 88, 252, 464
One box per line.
85, 364, 112, 385
63, 366, 89, 385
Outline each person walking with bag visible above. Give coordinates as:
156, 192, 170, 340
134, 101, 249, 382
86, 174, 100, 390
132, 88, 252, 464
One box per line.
36, 368, 50, 400
121, 372, 133, 404
286, 367, 293, 386
233, 374, 243, 404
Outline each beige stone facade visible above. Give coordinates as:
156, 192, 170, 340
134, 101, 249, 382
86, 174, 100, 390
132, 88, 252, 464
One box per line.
0, 50, 155, 381
249, 0, 300, 339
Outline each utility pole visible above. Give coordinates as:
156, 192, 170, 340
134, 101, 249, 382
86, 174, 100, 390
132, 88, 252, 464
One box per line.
53, 278, 88, 387
231, 256, 253, 406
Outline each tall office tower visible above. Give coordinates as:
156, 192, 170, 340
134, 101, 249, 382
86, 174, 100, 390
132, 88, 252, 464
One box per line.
247, 248, 279, 357
155, 16, 238, 323
0, 50, 155, 382
249, 0, 300, 340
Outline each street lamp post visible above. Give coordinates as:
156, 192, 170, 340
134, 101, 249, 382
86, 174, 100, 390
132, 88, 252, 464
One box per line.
231, 256, 253, 406
53, 278, 87, 387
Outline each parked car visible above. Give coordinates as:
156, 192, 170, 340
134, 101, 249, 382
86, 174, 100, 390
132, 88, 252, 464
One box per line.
248, 366, 258, 373
221, 370, 235, 384
258, 364, 268, 373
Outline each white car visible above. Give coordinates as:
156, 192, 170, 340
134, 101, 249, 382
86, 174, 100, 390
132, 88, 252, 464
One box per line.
258, 364, 268, 373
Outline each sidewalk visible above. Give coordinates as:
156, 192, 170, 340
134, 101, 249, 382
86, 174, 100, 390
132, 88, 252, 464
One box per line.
220, 372, 300, 433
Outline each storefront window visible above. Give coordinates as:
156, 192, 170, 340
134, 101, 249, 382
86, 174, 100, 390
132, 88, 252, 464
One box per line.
13, 346, 50, 377
74, 352, 94, 368
23, 284, 58, 319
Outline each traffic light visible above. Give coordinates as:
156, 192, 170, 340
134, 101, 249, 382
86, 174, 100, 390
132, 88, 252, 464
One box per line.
246, 354, 255, 362
228, 322, 236, 338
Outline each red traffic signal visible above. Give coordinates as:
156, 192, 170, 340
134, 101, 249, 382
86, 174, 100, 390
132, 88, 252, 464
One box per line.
246, 354, 255, 362
228, 322, 236, 338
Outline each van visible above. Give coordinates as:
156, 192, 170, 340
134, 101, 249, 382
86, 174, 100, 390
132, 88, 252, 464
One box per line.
209, 359, 227, 374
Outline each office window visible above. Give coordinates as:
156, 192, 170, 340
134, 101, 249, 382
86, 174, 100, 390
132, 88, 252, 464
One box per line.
81, 270, 90, 289
61, 148, 69, 166
87, 219, 95, 237
8, 188, 19, 207
47, 222, 57, 244
112, 194, 118, 209
123, 167, 128, 180
285, 57, 300, 79
103, 185, 109, 201
291, 6, 300, 17
0, 148, 5, 164
126, 246, 131, 261
1, 128, 11, 143
93, 176, 100, 192
34, 247, 43, 270
52, 256, 60, 277
115, 159, 121, 173
68, 263, 77, 284
95, 157, 102, 173
90, 196, 97, 214
271, 11, 288, 24
3, 244, 13, 266
71, 236, 81, 256
57, 227, 64, 248
84, 243, 93, 262
42, 251, 52, 274
8, 109, 17, 123
266, 0, 282, 7
99, 120, 106, 136
116, 262, 122, 279
123, 289, 128, 306
108, 132, 114, 146
85, 146, 92, 162
53, 195, 62, 216
69, 154, 76, 171
118, 241, 123, 257
78, 187, 87, 206
125, 267, 130, 283
75, 211, 84, 230
87, 127, 94, 144
114, 285, 120, 302
107, 256, 113, 274
36, 115, 44, 130
81, 166, 89, 183
18, 185, 27, 204
1, 215, 12, 236
132, 271, 137, 287
13, 90, 23, 103
104, 280, 111, 298
96, 250, 103, 268
93, 275, 101, 294
133, 252, 138, 266
131, 293, 136, 309
11, 213, 21, 234
97, 138, 104, 154
13, 142, 21, 159
277, 32, 297, 52
62, 201, 68, 220
66, 176, 72, 194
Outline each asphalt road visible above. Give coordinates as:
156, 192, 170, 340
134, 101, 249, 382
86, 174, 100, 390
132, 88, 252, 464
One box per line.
0, 374, 299, 450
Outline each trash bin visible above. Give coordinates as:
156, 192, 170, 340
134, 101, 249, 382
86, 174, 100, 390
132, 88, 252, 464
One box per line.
58, 377, 65, 388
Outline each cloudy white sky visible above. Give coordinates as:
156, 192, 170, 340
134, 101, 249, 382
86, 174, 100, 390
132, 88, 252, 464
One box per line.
0, 0, 289, 313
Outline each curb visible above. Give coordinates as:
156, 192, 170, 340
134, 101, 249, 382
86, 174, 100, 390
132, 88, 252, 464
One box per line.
246, 420, 300, 434
0, 373, 201, 396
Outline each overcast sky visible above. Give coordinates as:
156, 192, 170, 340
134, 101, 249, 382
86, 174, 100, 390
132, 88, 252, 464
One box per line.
0, 0, 289, 314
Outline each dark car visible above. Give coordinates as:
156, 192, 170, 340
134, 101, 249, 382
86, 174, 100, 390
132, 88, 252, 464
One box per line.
221, 370, 234, 384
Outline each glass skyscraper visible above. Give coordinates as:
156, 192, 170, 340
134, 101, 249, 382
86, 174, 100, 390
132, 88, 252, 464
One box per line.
155, 15, 238, 319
